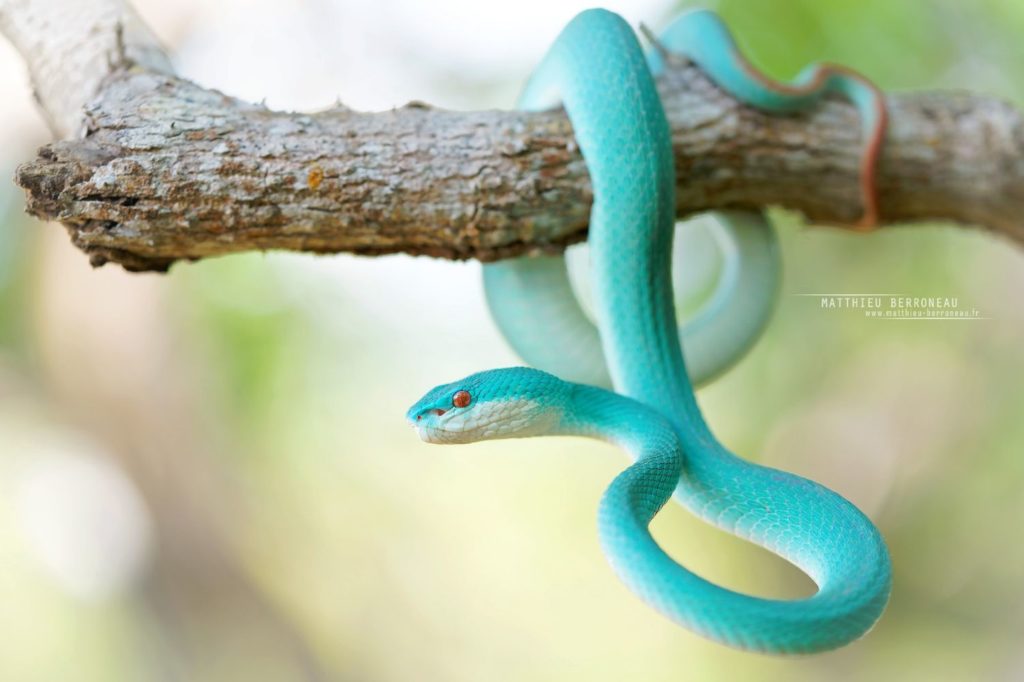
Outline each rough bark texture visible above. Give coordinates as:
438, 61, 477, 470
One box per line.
5, 2, 1024, 272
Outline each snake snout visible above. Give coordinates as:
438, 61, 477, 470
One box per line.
408, 407, 447, 428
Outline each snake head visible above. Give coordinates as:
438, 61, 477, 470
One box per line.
406, 367, 570, 444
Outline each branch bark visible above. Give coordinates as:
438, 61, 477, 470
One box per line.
4, 1, 1024, 272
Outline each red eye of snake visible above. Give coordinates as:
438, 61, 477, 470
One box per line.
452, 390, 472, 408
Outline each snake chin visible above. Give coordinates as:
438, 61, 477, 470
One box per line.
412, 423, 455, 444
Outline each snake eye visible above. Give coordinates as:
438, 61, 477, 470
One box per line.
452, 390, 472, 408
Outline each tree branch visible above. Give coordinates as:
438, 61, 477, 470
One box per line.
0, 0, 172, 138
5, 1, 1023, 272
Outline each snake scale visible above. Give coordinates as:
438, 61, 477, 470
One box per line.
408, 9, 891, 654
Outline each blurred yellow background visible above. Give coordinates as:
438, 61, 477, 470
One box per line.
0, 1, 1022, 680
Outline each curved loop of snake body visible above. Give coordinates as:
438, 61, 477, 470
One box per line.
409, 10, 891, 654
484, 11, 884, 388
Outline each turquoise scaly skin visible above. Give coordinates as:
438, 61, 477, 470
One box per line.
483, 8, 885, 388
409, 10, 890, 654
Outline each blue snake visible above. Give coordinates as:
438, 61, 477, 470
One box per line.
408, 9, 890, 654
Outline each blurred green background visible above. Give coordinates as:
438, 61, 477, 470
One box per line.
0, 1, 1022, 680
